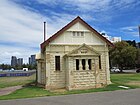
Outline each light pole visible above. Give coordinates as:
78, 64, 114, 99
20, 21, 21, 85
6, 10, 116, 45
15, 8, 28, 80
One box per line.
139, 25, 140, 40
138, 25, 140, 38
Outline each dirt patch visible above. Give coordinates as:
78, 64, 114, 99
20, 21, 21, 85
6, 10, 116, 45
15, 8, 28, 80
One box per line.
0, 86, 22, 96
126, 81, 140, 87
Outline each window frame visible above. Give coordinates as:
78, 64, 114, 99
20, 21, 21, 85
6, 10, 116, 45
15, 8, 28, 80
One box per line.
99, 56, 101, 69
72, 31, 84, 37
76, 59, 79, 70
88, 59, 92, 70
55, 56, 61, 71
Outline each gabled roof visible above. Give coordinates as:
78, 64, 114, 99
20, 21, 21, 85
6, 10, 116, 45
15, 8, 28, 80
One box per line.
41, 16, 114, 51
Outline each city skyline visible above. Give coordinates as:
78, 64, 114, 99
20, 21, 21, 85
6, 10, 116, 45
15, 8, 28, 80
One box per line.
10, 55, 36, 65
0, 0, 140, 64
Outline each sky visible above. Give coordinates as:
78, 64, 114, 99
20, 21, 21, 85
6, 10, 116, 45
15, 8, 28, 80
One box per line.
0, 0, 140, 64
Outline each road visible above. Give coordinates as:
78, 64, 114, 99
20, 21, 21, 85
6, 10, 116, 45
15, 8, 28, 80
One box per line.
1, 89, 140, 105
123, 69, 137, 73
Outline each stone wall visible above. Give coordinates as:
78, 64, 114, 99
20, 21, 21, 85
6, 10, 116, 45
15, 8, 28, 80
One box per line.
73, 70, 96, 89
37, 60, 46, 85
46, 53, 66, 89
41, 44, 110, 90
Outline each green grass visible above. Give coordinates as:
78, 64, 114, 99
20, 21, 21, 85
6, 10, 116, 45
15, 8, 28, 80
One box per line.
0, 86, 54, 100
111, 73, 140, 88
0, 84, 125, 100
65, 83, 126, 95
0, 74, 35, 88
0, 73, 140, 100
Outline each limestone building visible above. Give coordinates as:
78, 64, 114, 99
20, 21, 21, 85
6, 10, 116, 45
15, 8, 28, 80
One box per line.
36, 16, 113, 90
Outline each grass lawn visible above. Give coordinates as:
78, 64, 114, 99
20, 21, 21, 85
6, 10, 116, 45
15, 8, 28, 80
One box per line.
0, 74, 35, 88
0, 73, 140, 100
111, 73, 140, 88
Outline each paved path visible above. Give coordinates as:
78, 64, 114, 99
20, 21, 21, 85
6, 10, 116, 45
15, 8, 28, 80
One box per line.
1, 89, 140, 105
0, 86, 22, 96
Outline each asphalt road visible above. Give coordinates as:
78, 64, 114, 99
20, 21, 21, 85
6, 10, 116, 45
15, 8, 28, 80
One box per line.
1, 89, 140, 105
123, 69, 137, 73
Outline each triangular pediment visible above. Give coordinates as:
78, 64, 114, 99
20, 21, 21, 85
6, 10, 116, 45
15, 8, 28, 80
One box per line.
66, 44, 100, 56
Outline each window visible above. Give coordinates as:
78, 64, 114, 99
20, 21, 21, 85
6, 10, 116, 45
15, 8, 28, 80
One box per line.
75, 59, 92, 70
77, 32, 80, 36
73, 31, 84, 37
76, 59, 79, 70
81, 32, 84, 36
55, 56, 60, 71
73, 31, 76, 36
88, 59, 91, 70
99, 56, 101, 69
82, 59, 85, 70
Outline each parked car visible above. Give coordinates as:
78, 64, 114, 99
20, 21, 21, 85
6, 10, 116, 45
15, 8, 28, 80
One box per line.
9, 68, 14, 71
136, 69, 140, 73
23, 68, 28, 71
111, 67, 121, 72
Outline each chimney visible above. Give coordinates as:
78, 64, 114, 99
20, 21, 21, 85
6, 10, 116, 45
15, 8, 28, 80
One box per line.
44, 22, 46, 42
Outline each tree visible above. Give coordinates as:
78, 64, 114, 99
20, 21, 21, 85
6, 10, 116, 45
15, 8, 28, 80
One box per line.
21, 63, 37, 70
109, 41, 137, 72
0, 64, 12, 70
136, 49, 140, 68
126, 40, 136, 47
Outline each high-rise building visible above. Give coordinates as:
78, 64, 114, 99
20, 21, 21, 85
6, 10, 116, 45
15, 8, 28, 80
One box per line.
101, 33, 111, 41
31, 55, 36, 65
29, 55, 36, 65
29, 57, 31, 65
17, 58, 23, 66
11, 56, 23, 67
112, 37, 121, 43
11, 56, 17, 67
101, 33, 121, 43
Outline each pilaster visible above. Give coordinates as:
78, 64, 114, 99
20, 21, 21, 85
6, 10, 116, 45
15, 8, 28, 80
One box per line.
85, 59, 89, 70
79, 59, 82, 70
105, 52, 111, 84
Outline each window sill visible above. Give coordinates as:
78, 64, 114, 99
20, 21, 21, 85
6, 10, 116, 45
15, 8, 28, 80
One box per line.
73, 70, 94, 72
54, 70, 62, 72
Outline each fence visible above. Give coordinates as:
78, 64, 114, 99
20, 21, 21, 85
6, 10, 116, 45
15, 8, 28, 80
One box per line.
0, 70, 36, 77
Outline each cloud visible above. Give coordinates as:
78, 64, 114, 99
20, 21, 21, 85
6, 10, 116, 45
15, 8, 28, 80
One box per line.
0, 0, 91, 64
0, 0, 45, 45
0, 44, 38, 64
0, 0, 46, 64
0, 0, 139, 64
36, 0, 140, 22
37, 0, 111, 12
121, 26, 138, 31
120, 26, 139, 37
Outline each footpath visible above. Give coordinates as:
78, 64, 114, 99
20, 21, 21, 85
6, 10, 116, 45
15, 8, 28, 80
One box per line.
0, 86, 22, 96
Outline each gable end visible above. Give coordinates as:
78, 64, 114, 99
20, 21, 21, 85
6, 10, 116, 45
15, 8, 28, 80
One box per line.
41, 16, 114, 51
